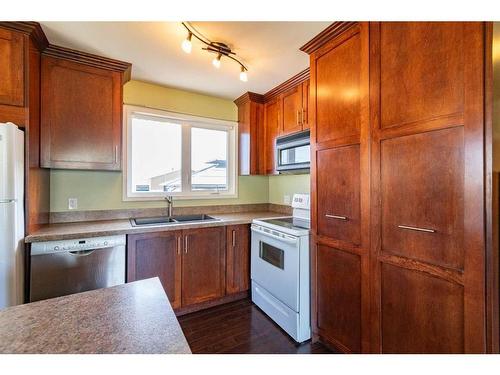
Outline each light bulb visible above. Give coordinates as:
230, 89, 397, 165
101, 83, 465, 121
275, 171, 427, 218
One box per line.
181, 32, 192, 54
239, 67, 248, 82
212, 54, 222, 69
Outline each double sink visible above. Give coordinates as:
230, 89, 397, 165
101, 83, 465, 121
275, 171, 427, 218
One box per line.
131, 214, 219, 227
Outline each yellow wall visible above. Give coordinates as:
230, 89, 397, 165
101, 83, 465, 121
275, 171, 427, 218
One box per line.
50, 80, 266, 212
268, 174, 310, 205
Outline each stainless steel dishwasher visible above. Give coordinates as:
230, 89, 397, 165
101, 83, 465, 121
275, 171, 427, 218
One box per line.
30, 235, 126, 302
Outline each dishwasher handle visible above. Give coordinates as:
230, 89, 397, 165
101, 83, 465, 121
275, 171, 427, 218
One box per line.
68, 250, 96, 256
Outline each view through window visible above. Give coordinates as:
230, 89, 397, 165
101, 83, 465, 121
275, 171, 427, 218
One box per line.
125, 106, 236, 199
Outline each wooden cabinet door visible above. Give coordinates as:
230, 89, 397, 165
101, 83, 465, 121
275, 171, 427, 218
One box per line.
264, 99, 279, 174
0, 28, 24, 107
226, 224, 250, 294
127, 231, 182, 309
181, 227, 226, 306
313, 28, 362, 145
370, 22, 487, 353
301, 80, 310, 130
317, 145, 361, 245
41, 55, 122, 170
280, 85, 303, 135
316, 245, 362, 353
310, 23, 370, 353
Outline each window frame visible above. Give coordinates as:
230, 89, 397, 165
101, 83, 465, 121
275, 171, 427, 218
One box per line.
123, 104, 238, 201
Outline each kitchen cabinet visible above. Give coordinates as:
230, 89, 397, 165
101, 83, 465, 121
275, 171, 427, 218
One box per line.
0, 28, 24, 107
280, 84, 303, 135
182, 227, 226, 306
264, 99, 280, 174
128, 226, 227, 311
127, 231, 182, 308
304, 21, 492, 353
225, 224, 250, 294
370, 21, 486, 353
234, 93, 265, 175
279, 80, 310, 135
235, 70, 310, 176
40, 48, 131, 170
0, 22, 50, 235
307, 22, 369, 353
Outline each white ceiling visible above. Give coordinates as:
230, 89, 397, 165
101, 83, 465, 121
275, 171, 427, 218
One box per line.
40, 22, 331, 100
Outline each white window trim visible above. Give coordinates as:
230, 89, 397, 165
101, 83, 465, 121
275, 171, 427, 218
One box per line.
123, 104, 238, 201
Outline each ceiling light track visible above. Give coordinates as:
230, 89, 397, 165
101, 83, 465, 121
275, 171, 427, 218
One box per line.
181, 22, 248, 81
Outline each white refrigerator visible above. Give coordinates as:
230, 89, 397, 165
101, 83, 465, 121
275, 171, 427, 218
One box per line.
0, 123, 24, 309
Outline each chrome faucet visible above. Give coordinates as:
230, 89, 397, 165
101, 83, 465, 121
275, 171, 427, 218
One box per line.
165, 195, 173, 217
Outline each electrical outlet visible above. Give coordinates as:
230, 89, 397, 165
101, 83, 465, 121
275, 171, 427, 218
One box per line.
284, 195, 291, 205
68, 198, 78, 210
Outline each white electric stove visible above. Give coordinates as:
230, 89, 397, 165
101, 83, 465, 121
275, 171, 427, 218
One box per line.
251, 194, 311, 343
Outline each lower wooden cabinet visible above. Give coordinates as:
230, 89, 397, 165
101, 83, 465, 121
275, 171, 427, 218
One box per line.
128, 225, 249, 312
225, 225, 250, 294
181, 227, 226, 306
127, 231, 182, 308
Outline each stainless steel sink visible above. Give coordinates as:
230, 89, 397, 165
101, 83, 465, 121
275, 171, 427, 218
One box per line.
131, 214, 218, 227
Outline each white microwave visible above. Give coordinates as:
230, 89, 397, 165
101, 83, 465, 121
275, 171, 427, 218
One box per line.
276, 130, 310, 173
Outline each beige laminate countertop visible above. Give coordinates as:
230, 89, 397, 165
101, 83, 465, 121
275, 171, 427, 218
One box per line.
0, 278, 191, 354
24, 211, 287, 243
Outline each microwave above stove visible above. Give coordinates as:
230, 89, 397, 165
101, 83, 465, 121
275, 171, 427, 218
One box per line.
276, 130, 310, 173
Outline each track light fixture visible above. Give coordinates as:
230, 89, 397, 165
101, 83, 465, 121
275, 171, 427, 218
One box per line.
181, 22, 249, 81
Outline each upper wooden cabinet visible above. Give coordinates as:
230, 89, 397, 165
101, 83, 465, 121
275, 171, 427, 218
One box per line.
264, 99, 280, 175
234, 93, 264, 175
0, 28, 24, 107
234, 70, 310, 175
40, 47, 131, 170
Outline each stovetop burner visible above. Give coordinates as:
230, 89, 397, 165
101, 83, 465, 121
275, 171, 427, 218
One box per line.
259, 217, 310, 230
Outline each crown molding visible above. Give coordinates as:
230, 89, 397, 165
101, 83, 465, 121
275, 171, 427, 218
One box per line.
234, 92, 265, 106
0, 21, 49, 50
43, 44, 132, 82
300, 22, 358, 54
263, 68, 309, 102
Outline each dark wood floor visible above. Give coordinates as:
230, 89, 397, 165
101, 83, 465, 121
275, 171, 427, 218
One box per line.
178, 298, 334, 354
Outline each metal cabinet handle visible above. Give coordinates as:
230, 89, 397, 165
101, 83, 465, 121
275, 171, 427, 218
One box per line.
114, 146, 119, 163
398, 225, 436, 233
296, 109, 301, 126
302, 108, 306, 125
325, 214, 348, 220
184, 235, 188, 254
177, 236, 181, 255
232, 230, 236, 247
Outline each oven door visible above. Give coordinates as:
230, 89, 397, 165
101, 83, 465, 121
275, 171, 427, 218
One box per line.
251, 225, 299, 311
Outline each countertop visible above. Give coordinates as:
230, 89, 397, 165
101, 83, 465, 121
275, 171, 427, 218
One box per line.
0, 278, 191, 354
25, 211, 287, 243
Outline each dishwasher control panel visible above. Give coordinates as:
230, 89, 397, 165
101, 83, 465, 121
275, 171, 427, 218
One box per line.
31, 235, 126, 255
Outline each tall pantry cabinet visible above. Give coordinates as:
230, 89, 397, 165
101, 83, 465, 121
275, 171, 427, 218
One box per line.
302, 22, 495, 353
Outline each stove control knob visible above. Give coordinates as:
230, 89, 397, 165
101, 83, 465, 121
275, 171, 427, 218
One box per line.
104, 241, 108, 246
54, 246, 59, 251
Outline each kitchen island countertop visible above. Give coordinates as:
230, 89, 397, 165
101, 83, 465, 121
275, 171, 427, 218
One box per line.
0, 278, 191, 354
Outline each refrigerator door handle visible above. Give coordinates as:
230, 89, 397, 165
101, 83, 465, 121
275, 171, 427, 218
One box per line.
0, 199, 16, 203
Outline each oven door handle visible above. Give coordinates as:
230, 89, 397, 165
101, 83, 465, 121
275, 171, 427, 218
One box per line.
251, 225, 298, 244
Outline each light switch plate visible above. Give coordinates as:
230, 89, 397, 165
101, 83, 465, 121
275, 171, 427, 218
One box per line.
284, 195, 291, 205
68, 198, 78, 210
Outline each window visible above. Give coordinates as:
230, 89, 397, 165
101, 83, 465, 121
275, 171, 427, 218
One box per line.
124, 105, 237, 200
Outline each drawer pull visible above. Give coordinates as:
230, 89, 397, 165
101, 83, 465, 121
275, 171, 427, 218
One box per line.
232, 230, 236, 247
398, 225, 436, 233
184, 236, 189, 254
325, 214, 347, 220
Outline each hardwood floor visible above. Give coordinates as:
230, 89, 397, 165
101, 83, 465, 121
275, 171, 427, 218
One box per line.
178, 298, 334, 354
